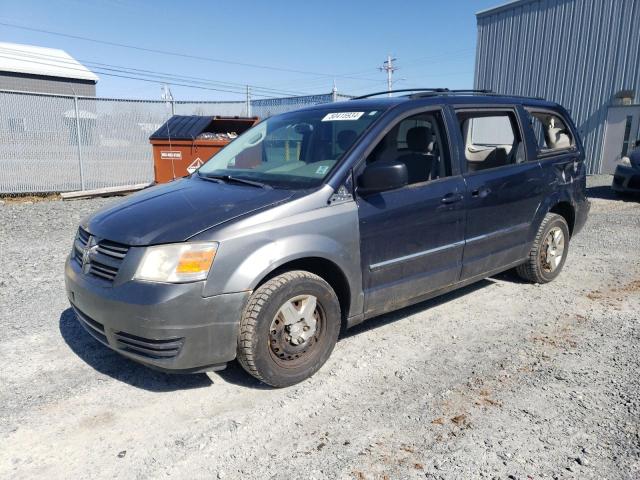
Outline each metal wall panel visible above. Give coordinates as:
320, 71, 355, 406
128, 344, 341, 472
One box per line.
0, 73, 96, 96
475, 0, 640, 173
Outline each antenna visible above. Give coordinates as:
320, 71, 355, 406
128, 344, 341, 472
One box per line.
379, 55, 398, 97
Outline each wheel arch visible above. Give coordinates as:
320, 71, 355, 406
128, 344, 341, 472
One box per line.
549, 201, 575, 236
530, 193, 576, 242
255, 256, 352, 326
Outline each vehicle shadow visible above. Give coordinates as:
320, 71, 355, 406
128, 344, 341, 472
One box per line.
342, 278, 494, 339
59, 308, 213, 392
59, 275, 519, 391
219, 276, 519, 389
214, 361, 272, 390
587, 184, 638, 201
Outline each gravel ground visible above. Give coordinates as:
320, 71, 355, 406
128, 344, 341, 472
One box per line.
0, 175, 638, 480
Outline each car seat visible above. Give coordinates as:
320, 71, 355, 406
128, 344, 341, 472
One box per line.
397, 126, 434, 183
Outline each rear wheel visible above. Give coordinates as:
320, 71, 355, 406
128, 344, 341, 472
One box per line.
516, 213, 570, 283
237, 271, 341, 387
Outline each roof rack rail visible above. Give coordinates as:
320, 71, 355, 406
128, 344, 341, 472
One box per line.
351, 88, 547, 102
351, 88, 449, 100
408, 89, 494, 98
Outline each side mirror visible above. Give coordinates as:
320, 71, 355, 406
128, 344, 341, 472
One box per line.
358, 161, 408, 194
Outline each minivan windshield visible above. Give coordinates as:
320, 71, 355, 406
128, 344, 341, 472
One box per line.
197, 108, 383, 189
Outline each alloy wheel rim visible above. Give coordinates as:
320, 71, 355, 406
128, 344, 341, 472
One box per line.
269, 294, 323, 365
541, 227, 565, 272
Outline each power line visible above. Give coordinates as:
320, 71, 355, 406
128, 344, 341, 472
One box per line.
0, 46, 308, 97
0, 21, 479, 94
0, 20, 382, 82
0, 52, 283, 97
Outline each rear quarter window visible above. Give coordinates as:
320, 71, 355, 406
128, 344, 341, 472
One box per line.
528, 110, 575, 155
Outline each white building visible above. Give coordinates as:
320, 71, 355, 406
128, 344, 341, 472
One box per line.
0, 42, 99, 96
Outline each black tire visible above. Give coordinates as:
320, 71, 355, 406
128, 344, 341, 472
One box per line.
516, 213, 570, 284
237, 270, 341, 387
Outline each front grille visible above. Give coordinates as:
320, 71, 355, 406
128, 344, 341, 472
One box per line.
73, 227, 129, 283
113, 331, 184, 360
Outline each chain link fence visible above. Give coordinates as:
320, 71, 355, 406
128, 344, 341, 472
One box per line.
0, 90, 351, 194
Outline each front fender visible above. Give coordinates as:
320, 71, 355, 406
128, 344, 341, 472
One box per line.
200, 200, 364, 318
223, 234, 354, 293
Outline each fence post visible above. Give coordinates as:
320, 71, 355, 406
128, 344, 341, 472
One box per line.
73, 95, 86, 191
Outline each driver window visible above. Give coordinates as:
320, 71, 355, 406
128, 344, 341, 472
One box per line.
366, 111, 451, 185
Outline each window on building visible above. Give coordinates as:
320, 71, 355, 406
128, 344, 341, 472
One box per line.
529, 111, 574, 153
456, 110, 525, 172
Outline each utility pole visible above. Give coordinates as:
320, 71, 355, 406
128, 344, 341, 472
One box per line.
246, 85, 252, 117
161, 84, 175, 115
379, 55, 398, 96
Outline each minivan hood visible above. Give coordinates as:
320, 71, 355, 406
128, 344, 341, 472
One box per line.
84, 177, 295, 246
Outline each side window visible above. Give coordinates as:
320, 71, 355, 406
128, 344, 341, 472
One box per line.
366, 111, 451, 185
457, 110, 525, 172
529, 111, 574, 153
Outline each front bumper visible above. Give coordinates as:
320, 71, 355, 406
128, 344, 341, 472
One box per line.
612, 164, 640, 193
64, 255, 250, 372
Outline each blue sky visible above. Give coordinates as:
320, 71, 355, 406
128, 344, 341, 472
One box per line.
0, 0, 501, 100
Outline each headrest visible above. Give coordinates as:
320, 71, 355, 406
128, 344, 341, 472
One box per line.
337, 130, 358, 151
548, 127, 571, 149
406, 127, 432, 152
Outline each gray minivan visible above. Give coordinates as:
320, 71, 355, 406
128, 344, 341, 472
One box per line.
65, 90, 590, 387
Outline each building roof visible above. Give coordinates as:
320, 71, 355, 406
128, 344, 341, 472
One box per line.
476, 0, 541, 17
0, 42, 99, 82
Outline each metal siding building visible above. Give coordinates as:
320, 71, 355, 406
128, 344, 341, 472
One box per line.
0, 42, 98, 96
474, 0, 640, 173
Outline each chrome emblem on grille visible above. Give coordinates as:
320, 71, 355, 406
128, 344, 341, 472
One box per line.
81, 236, 98, 274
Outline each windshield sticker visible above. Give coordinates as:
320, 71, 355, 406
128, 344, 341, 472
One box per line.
322, 112, 364, 122
315, 165, 330, 175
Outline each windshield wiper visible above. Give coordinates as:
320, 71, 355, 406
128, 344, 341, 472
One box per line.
197, 172, 224, 184
199, 173, 272, 189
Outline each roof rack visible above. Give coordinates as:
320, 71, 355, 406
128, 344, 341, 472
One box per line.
351, 88, 450, 100
409, 89, 494, 98
351, 88, 547, 101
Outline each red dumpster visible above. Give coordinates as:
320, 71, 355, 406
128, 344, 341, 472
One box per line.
149, 115, 259, 184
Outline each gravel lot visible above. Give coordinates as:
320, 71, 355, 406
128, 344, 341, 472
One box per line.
1, 175, 638, 480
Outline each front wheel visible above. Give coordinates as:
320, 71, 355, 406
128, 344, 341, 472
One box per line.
516, 213, 570, 283
236, 271, 341, 387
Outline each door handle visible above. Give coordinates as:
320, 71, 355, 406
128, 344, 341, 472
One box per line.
441, 193, 463, 204
471, 187, 491, 198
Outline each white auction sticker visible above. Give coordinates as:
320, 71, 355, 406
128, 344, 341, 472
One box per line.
321, 112, 364, 121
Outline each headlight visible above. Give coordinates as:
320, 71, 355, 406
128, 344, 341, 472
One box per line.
619, 156, 631, 167
134, 242, 218, 283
